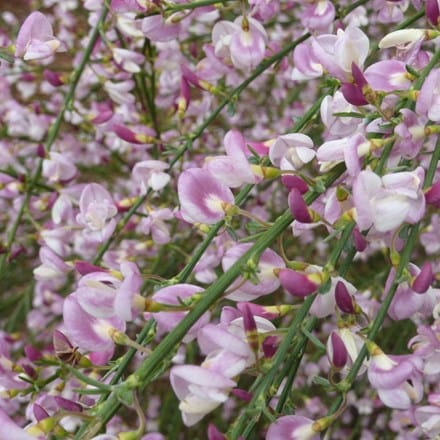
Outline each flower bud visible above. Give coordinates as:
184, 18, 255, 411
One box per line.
328, 331, 348, 369
412, 262, 433, 293
425, 181, 440, 207
335, 280, 357, 314
288, 188, 312, 223
281, 175, 308, 193
277, 268, 319, 297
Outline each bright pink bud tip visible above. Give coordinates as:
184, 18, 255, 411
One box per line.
335, 280, 356, 313
207, 424, 227, 440
231, 388, 253, 402
353, 227, 367, 252
426, 0, 440, 26
341, 82, 368, 106
412, 262, 434, 294
425, 181, 440, 207
281, 175, 309, 194
54, 396, 83, 412
74, 261, 108, 275
329, 332, 348, 369
24, 345, 42, 362
288, 188, 312, 223
33, 403, 49, 422
278, 268, 318, 297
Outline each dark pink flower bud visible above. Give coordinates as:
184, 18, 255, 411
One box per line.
22, 364, 37, 378
33, 403, 49, 421
24, 345, 42, 362
74, 261, 108, 276
36, 143, 46, 158
43, 69, 64, 87
278, 268, 319, 297
113, 123, 151, 144
412, 262, 433, 293
353, 227, 367, 252
54, 396, 82, 412
341, 63, 369, 106
335, 281, 356, 314
231, 388, 253, 402
328, 332, 348, 369
425, 181, 440, 207
281, 175, 308, 194
426, 0, 440, 26
288, 188, 312, 223
262, 335, 278, 358
208, 424, 227, 440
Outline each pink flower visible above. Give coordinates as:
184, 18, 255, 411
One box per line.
142, 15, 180, 42
76, 183, 118, 242
205, 130, 258, 188
268, 133, 315, 171
148, 284, 209, 341
416, 68, 440, 122
212, 16, 267, 70
266, 415, 320, 440
63, 295, 125, 363
132, 160, 170, 194
367, 343, 424, 410
221, 243, 285, 301
15, 11, 63, 61
177, 168, 234, 224
170, 365, 236, 427
0, 408, 37, 440
311, 26, 369, 81
353, 167, 425, 232
42, 152, 77, 183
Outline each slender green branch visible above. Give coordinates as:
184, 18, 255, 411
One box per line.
163, 0, 232, 13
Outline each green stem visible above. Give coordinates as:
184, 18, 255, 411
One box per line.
164, 0, 232, 13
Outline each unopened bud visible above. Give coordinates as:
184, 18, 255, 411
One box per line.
277, 268, 320, 298
288, 188, 313, 223
412, 262, 433, 293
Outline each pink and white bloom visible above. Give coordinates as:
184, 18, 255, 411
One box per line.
76, 183, 118, 242
148, 284, 209, 341
170, 364, 236, 427
112, 47, 145, 73
132, 160, 170, 194
266, 415, 320, 440
311, 26, 369, 81
142, 15, 181, 42
221, 243, 285, 301
178, 168, 234, 224
212, 16, 267, 70
353, 167, 425, 233
15, 11, 63, 61
268, 133, 315, 171
205, 130, 258, 188
416, 68, 440, 122
42, 152, 77, 183
367, 343, 424, 410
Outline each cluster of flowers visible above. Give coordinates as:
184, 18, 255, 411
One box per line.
0, 0, 440, 438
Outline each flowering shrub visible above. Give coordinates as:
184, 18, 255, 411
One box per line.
1, 0, 440, 438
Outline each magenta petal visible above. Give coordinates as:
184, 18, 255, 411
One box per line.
412, 262, 433, 294
278, 268, 318, 298
288, 188, 312, 223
